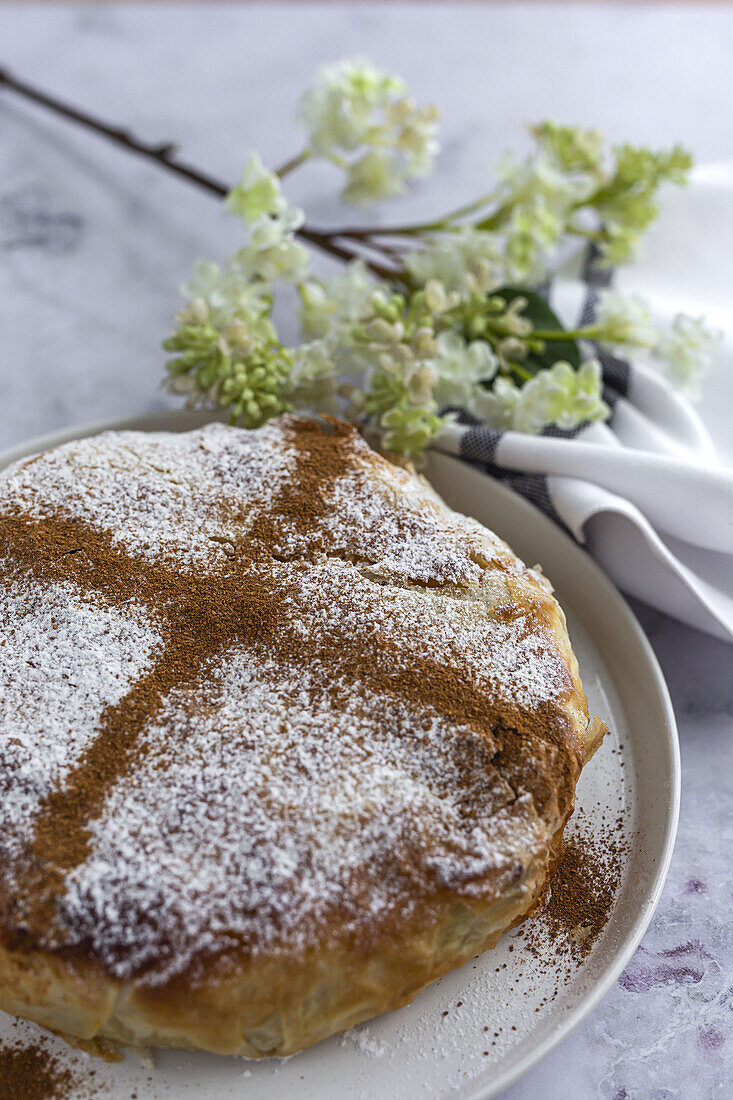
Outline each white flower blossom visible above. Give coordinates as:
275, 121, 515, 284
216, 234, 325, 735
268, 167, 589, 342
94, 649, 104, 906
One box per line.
599, 221, 641, 266
498, 152, 594, 215
530, 122, 604, 174
298, 58, 406, 153
180, 260, 273, 336
286, 338, 340, 414
297, 58, 439, 203
470, 359, 608, 434
430, 332, 497, 409
299, 260, 381, 338
406, 228, 503, 295
494, 144, 600, 279
501, 296, 534, 338
493, 153, 589, 280
504, 194, 567, 281
513, 359, 608, 433
236, 206, 309, 283
225, 152, 286, 223
298, 281, 333, 338
343, 149, 405, 205
423, 278, 460, 315
594, 290, 658, 348
384, 98, 439, 178
655, 313, 721, 397
378, 404, 444, 460
467, 375, 522, 430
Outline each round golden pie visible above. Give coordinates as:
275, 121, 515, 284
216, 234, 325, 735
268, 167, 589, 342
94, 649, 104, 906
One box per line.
0, 415, 605, 1059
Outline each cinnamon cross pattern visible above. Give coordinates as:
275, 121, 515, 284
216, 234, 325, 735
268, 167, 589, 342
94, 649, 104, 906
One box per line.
0, 419, 575, 944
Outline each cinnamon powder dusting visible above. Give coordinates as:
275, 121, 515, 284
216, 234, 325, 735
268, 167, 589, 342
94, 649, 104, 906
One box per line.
0, 1039, 76, 1100
527, 813, 629, 964
0, 416, 589, 984
545, 837, 617, 958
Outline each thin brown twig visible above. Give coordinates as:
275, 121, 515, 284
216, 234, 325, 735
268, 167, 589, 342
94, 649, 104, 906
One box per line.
0, 66, 230, 198
326, 223, 440, 241
0, 64, 405, 276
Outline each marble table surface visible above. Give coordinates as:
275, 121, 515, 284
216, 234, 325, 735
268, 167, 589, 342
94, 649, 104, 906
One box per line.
1, 4, 731, 1097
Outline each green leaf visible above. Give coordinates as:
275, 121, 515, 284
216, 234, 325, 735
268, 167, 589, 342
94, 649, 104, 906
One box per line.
494, 286, 582, 375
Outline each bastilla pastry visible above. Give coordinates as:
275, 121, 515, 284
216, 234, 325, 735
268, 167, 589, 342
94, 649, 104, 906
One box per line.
0, 416, 605, 1058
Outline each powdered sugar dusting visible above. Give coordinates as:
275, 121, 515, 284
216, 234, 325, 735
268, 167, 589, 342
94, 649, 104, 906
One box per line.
58, 640, 546, 982
1, 422, 297, 570
281, 558, 571, 713
1, 419, 519, 587
341, 1025, 387, 1057
0, 580, 161, 839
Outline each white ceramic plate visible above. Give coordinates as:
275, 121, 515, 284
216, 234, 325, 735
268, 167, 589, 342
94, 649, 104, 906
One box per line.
0, 413, 680, 1100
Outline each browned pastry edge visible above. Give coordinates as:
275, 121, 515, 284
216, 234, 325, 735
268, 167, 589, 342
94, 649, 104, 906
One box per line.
0, 845, 548, 1058
0, 719, 605, 1060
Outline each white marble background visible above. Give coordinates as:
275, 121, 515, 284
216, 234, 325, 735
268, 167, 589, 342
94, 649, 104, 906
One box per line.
0, 4, 731, 1097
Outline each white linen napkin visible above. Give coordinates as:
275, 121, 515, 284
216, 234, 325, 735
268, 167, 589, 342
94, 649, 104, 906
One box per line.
435, 166, 733, 643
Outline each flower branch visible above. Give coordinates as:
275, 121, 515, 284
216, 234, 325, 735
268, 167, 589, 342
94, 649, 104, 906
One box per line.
1, 57, 721, 458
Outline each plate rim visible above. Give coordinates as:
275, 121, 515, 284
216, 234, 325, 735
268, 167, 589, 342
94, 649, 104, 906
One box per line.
0, 412, 681, 1099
